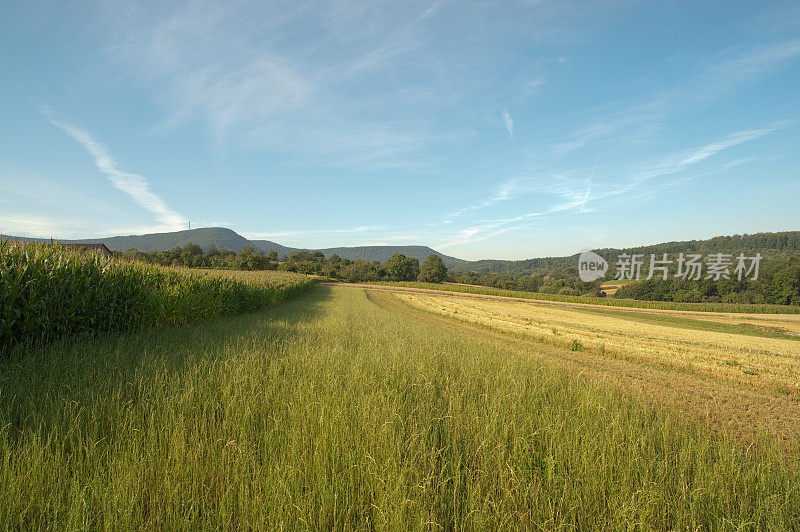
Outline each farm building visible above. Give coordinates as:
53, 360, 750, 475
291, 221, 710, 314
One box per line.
65, 243, 113, 256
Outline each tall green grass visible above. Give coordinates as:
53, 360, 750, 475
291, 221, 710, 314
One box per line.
1, 286, 797, 528
371, 280, 800, 314
0, 241, 313, 352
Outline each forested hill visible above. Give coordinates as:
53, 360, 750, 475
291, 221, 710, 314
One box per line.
601, 232, 800, 255
4, 228, 797, 275
4, 227, 252, 254
247, 241, 467, 268
456, 231, 800, 275
5, 227, 303, 257
3, 227, 467, 269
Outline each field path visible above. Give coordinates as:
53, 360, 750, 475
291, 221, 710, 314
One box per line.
358, 286, 800, 448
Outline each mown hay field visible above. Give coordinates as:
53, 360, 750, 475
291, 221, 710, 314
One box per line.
391, 289, 800, 445
1, 286, 799, 529
372, 280, 800, 314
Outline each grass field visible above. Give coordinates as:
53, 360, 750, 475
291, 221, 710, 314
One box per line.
1, 285, 799, 529
371, 280, 800, 314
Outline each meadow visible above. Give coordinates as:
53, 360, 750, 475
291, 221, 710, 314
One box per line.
1, 285, 799, 528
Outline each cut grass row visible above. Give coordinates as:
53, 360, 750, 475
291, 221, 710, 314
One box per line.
0, 241, 314, 353
569, 305, 800, 341
1, 286, 798, 528
371, 280, 800, 314
391, 290, 800, 409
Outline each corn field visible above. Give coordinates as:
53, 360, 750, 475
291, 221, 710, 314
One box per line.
0, 241, 314, 353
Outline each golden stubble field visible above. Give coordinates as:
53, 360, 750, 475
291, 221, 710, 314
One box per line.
387, 290, 800, 445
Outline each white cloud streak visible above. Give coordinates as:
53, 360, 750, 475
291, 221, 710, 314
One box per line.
502, 110, 514, 138
440, 122, 789, 249
93, 0, 602, 171
97, 1, 459, 169
46, 115, 187, 231
678, 126, 780, 166
0, 215, 63, 238
550, 39, 800, 158
243, 225, 387, 239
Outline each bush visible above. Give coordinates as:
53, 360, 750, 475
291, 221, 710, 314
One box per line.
569, 339, 584, 351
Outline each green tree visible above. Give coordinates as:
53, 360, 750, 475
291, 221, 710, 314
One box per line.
764, 264, 800, 305
418, 254, 448, 283
385, 253, 420, 281
265, 250, 278, 270
234, 246, 257, 270
249, 252, 270, 270
180, 243, 205, 267
206, 244, 222, 267
342, 260, 379, 283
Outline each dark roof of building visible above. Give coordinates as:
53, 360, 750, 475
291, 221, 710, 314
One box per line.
66, 243, 113, 255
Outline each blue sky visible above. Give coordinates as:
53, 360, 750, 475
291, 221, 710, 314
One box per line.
1, 1, 799, 259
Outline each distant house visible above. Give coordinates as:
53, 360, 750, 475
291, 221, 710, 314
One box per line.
66, 243, 113, 257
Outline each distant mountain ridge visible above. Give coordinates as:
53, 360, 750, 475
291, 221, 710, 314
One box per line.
4, 227, 798, 274
5, 228, 253, 255
463, 231, 800, 275
251, 240, 467, 269
2, 227, 468, 269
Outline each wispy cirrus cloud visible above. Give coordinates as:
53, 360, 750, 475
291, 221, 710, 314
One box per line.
596, 121, 792, 202
525, 78, 546, 91
45, 111, 187, 231
0, 215, 63, 238
550, 39, 800, 158
502, 111, 514, 138
677, 124, 787, 166
94, 0, 600, 170
567, 122, 791, 210
697, 38, 800, 97
440, 121, 788, 249
444, 177, 522, 221
579, 163, 596, 212
0, 213, 177, 239
97, 1, 455, 169
243, 225, 387, 240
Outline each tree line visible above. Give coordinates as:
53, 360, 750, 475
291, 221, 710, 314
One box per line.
121, 245, 449, 283
120, 243, 800, 305
449, 270, 604, 297
121, 244, 601, 295
612, 253, 800, 305
122, 244, 281, 271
